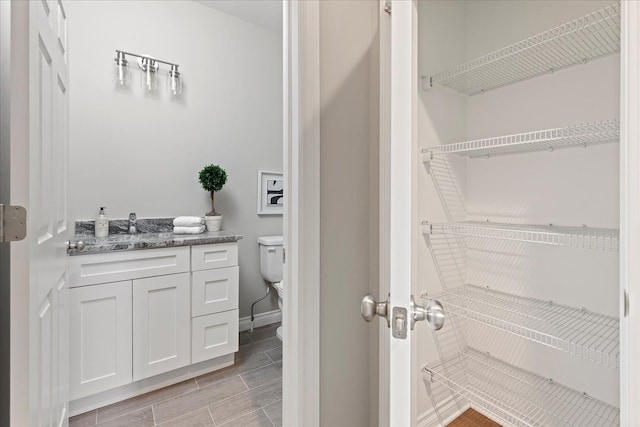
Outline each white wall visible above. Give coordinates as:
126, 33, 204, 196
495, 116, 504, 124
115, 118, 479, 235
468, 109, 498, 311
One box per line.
66, 0, 282, 317
319, 1, 379, 426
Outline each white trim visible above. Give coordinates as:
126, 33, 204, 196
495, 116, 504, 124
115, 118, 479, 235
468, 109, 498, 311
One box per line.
378, 0, 391, 425
416, 396, 467, 427
388, 0, 417, 425
239, 309, 282, 332
282, 1, 320, 426
9, 1, 30, 425
619, 1, 640, 425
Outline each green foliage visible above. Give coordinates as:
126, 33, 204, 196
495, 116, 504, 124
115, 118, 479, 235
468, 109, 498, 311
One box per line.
198, 164, 227, 193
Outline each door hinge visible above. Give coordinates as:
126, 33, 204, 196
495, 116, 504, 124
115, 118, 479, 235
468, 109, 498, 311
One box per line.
624, 289, 629, 317
282, 247, 286, 264
384, 1, 391, 15
0, 205, 27, 242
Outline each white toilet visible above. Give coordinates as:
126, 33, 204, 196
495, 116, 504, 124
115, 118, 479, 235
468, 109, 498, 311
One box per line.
258, 235, 284, 341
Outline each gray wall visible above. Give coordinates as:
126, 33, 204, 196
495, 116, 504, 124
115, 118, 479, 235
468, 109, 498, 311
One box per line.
319, 1, 379, 425
66, 0, 282, 317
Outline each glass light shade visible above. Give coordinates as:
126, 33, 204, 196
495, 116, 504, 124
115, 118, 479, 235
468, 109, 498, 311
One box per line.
140, 58, 158, 91
141, 68, 157, 90
113, 55, 130, 86
167, 66, 182, 95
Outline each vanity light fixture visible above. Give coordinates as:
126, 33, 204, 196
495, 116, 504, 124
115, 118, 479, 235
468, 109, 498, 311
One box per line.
113, 50, 182, 95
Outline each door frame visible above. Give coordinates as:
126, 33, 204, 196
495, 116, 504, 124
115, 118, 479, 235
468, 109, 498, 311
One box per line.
282, 1, 321, 426
620, 1, 640, 425
7, 0, 31, 425
0, 1, 13, 425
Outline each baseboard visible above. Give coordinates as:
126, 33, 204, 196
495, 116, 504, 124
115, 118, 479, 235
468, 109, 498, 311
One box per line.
239, 309, 282, 332
417, 395, 469, 427
69, 353, 234, 417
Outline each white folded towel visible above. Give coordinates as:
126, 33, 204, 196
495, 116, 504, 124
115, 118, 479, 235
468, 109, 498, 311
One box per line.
173, 216, 204, 227
173, 225, 206, 235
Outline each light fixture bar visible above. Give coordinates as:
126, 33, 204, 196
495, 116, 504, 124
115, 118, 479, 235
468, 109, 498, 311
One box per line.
115, 50, 179, 68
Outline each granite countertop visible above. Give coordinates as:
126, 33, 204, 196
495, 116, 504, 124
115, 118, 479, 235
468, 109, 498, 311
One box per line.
69, 218, 242, 256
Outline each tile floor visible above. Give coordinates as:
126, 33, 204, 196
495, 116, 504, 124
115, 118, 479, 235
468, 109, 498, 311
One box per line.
70, 323, 283, 427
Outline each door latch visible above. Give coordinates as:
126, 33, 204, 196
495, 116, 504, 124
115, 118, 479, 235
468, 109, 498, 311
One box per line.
392, 306, 407, 339
0, 205, 27, 242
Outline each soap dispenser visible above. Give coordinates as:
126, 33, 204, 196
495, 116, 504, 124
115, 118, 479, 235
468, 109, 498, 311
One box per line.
95, 207, 109, 238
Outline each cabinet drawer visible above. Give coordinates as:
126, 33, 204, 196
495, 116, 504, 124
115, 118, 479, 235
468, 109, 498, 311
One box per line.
70, 247, 190, 287
191, 310, 239, 364
191, 243, 238, 271
70, 281, 132, 400
192, 267, 239, 317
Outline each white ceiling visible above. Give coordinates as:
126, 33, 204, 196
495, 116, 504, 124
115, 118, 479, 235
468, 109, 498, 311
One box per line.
195, 0, 282, 33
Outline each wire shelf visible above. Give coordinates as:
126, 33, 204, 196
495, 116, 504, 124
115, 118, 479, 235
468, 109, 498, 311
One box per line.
433, 284, 619, 368
429, 3, 620, 96
425, 222, 619, 251
423, 348, 620, 427
423, 120, 619, 159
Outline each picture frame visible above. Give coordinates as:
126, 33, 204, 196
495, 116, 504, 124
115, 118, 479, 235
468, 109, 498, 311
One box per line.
257, 170, 284, 215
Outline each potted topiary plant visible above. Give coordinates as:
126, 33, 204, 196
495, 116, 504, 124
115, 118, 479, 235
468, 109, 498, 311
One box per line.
199, 164, 228, 231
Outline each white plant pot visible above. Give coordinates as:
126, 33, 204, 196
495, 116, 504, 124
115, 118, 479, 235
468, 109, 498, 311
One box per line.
204, 215, 223, 232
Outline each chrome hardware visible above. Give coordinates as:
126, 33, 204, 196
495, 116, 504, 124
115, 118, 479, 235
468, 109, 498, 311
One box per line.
361, 294, 390, 327
66, 241, 85, 251
410, 295, 445, 331
624, 289, 629, 318
128, 212, 137, 235
0, 205, 27, 242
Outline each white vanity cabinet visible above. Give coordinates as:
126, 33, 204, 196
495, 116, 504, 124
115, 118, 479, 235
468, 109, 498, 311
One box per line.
68, 242, 239, 405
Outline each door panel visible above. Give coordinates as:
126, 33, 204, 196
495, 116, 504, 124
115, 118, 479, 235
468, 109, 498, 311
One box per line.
133, 273, 190, 381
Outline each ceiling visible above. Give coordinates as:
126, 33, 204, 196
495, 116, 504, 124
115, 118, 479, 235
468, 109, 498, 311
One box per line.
195, 0, 282, 33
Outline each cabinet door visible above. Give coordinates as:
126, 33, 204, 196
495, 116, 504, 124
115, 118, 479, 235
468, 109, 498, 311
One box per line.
69, 281, 132, 400
133, 273, 190, 381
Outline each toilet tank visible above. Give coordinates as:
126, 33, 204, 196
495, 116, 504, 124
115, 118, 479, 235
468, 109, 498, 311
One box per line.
258, 235, 283, 283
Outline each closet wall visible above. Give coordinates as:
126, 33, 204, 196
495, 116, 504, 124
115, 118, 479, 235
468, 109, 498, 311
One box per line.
416, 1, 620, 423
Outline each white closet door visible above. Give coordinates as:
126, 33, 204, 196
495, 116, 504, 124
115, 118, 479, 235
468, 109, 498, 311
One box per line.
133, 273, 190, 381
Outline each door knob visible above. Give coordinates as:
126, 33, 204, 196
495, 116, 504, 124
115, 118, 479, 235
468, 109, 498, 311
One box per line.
66, 240, 85, 251
361, 294, 390, 327
410, 295, 444, 331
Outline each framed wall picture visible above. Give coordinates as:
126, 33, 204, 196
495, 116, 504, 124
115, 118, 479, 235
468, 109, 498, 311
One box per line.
257, 170, 284, 215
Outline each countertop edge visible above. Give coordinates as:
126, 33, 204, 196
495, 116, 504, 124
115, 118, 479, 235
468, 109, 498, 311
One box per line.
68, 233, 243, 256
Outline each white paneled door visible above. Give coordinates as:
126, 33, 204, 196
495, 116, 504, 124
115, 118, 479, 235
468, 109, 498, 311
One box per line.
29, 0, 71, 426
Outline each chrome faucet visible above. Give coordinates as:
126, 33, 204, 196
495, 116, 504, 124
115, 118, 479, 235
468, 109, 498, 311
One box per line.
128, 212, 137, 235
